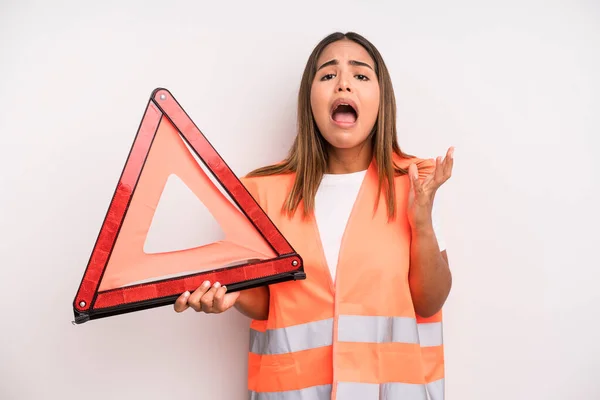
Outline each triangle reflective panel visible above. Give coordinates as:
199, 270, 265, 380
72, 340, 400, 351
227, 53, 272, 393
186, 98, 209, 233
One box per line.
72, 88, 305, 324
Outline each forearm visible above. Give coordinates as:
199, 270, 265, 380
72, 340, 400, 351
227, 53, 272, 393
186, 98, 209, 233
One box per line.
234, 285, 270, 320
408, 222, 452, 318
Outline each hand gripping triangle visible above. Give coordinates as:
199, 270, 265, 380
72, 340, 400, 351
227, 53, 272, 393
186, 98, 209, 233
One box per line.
72, 88, 305, 324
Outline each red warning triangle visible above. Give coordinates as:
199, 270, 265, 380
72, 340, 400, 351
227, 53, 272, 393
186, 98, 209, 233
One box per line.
72, 88, 305, 324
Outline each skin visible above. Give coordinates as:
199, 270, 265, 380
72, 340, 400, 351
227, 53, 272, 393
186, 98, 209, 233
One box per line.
174, 39, 453, 319
408, 151, 453, 317
310, 39, 380, 174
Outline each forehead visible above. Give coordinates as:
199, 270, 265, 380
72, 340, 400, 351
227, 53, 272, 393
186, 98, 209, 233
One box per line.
316, 39, 374, 67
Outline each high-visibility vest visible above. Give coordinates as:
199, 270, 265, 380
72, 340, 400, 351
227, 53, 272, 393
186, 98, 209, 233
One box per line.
242, 155, 445, 400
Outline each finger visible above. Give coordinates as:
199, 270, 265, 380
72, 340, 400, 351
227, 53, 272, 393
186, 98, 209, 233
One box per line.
174, 291, 191, 313
213, 284, 228, 312
188, 280, 211, 312
200, 282, 221, 313
443, 147, 454, 178
222, 290, 241, 310
434, 156, 444, 183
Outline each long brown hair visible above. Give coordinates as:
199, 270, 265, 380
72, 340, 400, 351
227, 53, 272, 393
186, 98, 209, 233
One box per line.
247, 31, 412, 220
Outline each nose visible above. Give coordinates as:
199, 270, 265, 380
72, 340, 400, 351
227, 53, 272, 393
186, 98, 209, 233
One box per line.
336, 73, 353, 93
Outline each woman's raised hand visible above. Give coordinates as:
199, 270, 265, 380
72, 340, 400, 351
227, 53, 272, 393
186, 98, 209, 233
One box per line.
407, 146, 454, 230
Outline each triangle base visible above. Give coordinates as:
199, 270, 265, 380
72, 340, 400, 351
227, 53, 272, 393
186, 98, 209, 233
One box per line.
73, 268, 306, 324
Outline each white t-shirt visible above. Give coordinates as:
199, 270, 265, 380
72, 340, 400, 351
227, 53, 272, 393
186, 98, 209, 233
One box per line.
314, 169, 445, 281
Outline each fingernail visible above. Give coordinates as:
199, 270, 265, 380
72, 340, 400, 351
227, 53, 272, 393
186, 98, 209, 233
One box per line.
202, 281, 210, 287
213, 282, 221, 288
183, 291, 190, 297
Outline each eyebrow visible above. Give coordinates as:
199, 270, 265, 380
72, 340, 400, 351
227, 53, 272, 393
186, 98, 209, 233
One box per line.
316, 59, 374, 72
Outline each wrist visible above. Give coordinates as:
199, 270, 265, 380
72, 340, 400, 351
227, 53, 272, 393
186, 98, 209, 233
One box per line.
410, 220, 435, 236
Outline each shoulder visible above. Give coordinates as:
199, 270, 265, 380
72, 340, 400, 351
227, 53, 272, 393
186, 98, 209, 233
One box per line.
392, 152, 436, 180
240, 171, 295, 202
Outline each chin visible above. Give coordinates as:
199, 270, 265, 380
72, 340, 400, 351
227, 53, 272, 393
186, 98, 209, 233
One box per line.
322, 130, 368, 150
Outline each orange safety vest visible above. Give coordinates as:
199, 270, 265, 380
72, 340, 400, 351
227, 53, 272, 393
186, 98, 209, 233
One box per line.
241, 155, 445, 400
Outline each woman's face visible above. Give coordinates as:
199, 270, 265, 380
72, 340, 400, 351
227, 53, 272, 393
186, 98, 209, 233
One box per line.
310, 39, 380, 150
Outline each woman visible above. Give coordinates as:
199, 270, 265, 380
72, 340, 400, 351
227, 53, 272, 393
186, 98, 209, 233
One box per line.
175, 31, 453, 400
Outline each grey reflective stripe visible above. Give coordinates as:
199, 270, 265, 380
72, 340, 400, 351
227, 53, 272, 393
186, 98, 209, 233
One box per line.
426, 378, 445, 400
249, 316, 441, 354
250, 318, 333, 355
337, 315, 443, 347
381, 382, 428, 399
249, 384, 331, 399
337, 382, 426, 399
248, 381, 442, 400
336, 379, 444, 400
337, 315, 419, 344
418, 322, 443, 347
336, 382, 381, 399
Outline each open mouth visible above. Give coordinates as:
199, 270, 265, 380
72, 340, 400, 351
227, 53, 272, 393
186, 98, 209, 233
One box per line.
331, 102, 358, 125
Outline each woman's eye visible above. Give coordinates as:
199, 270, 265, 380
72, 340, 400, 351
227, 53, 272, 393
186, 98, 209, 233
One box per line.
355, 74, 369, 81
321, 74, 335, 81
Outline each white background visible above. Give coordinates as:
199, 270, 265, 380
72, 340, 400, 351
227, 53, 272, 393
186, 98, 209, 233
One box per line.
1, 1, 599, 399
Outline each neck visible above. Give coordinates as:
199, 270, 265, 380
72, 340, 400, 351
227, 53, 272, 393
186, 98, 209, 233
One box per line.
326, 140, 373, 174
